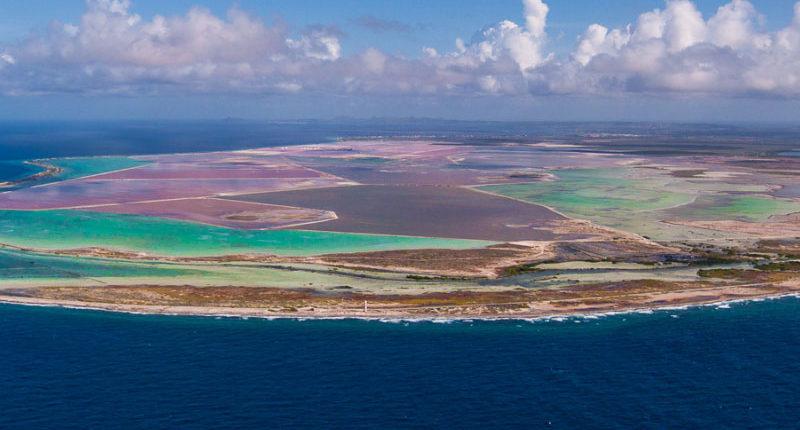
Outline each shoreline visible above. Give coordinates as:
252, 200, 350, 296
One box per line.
2, 282, 798, 322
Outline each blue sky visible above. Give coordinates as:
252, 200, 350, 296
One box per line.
1, 0, 800, 121
3, 0, 797, 56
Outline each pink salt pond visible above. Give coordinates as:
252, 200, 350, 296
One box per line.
0, 141, 590, 235
0, 178, 346, 210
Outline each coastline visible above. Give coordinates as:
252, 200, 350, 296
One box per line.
2, 280, 798, 322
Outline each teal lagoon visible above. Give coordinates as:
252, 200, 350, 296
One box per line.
0, 210, 491, 257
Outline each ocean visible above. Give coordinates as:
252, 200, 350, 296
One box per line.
1, 299, 800, 429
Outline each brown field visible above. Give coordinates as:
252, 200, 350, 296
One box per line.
317, 243, 552, 278
314, 238, 680, 278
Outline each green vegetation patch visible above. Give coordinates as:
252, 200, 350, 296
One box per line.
754, 261, 800, 272
697, 268, 744, 279
498, 263, 542, 277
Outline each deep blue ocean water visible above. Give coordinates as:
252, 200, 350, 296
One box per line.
0, 160, 39, 183
2, 299, 800, 429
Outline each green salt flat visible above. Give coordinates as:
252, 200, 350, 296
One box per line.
479, 167, 800, 241
682, 195, 800, 222
481, 168, 695, 215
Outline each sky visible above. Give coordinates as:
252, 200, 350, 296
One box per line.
0, 0, 799, 121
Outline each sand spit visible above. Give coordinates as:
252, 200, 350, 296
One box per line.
2, 276, 798, 320
0, 160, 63, 189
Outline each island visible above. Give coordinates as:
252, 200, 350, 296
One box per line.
1, 135, 799, 319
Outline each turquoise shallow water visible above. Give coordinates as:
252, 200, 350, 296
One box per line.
1, 298, 800, 429
0, 210, 490, 257
0, 157, 147, 190
47, 156, 148, 181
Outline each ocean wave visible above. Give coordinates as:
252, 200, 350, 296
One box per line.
4, 294, 800, 325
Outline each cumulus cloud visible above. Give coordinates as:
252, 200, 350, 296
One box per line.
549, 0, 800, 95
451, 0, 550, 73
286, 26, 342, 61
0, 0, 343, 94
2, 0, 800, 98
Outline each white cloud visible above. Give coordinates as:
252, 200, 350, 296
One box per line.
573, 24, 631, 66
551, 0, 800, 96
286, 28, 341, 61
361, 48, 387, 74
478, 75, 501, 93
523, 0, 549, 38
2, 0, 800, 98
422, 47, 439, 58
663, 0, 707, 52
707, 0, 766, 49
0, 0, 342, 94
446, 0, 549, 73
0, 53, 15, 66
